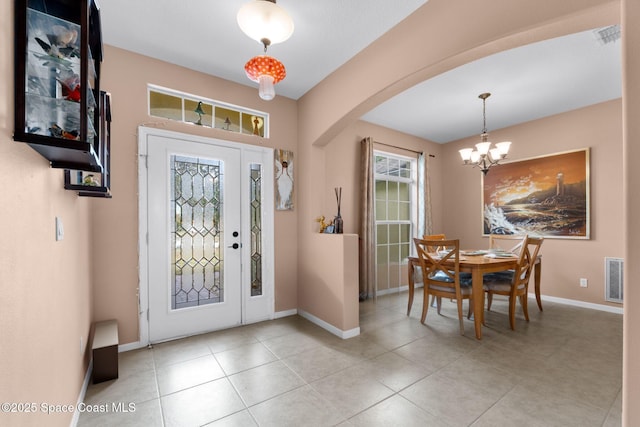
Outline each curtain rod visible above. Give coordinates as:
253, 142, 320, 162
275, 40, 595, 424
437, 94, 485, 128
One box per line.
374, 140, 435, 157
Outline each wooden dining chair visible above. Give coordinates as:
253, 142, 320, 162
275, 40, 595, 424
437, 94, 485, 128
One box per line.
422, 234, 447, 307
423, 233, 446, 250
486, 233, 527, 294
413, 237, 472, 335
483, 236, 543, 330
490, 233, 546, 312
407, 234, 447, 315
489, 233, 526, 254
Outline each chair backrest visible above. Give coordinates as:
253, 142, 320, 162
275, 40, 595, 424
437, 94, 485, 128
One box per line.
413, 237, 461, 292
489, 234, 526, 254
423, 233, 446, 253
522, 237, 543, 283
423, 233, 446, 240
512, 236, 543, 287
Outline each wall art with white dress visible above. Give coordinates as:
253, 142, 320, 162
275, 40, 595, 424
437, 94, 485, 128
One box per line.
275, 149, 294, 210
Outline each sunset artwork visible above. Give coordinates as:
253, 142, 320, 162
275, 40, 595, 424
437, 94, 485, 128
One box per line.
482, 149, 590, 239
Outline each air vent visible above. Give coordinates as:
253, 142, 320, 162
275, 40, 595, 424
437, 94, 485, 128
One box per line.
605, 257, 623, 303
594, 24, 621, 45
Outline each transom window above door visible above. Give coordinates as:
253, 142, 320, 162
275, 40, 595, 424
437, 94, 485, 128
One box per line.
147, 84, 270, 138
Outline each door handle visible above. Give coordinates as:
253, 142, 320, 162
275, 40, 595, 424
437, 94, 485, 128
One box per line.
228, 243, 240, 249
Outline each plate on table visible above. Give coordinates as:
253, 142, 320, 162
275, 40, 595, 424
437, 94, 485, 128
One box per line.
485, 252, 517, 259
432, 252, 467, 261
461, 250, 488, 256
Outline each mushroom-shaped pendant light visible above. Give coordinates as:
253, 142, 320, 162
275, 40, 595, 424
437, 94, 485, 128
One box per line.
244, 55, 286, 101
238, 0, 293, 101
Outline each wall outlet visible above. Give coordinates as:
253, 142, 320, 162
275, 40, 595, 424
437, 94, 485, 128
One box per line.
580, 278, 588, 288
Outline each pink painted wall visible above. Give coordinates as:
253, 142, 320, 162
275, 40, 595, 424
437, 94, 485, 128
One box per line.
97, 46, 300, 344
297, 120, 442, 329
0, 3, 93, 426
298, 234, 359, 331
441, 100, 623, 306
622, 0, 640, 423
295, 0, 620, 335
4, 0, 640, 425
295, 0, 637, 422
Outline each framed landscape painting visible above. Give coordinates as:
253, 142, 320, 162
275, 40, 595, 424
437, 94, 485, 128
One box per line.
482, 148, 590, 239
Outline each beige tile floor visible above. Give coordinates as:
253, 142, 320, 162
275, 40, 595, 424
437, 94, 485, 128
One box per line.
78, 291, 622, 426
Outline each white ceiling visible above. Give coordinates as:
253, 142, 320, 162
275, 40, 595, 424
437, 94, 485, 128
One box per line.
99, 0, 621, 144
362, 28, 622, 143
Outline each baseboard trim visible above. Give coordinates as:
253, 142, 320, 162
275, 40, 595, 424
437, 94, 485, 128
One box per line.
274, 308, 298, 319
70, 359, 93, 427
530, 292, 623, 314
117, 294, 620, 353
298, 309, 360, 339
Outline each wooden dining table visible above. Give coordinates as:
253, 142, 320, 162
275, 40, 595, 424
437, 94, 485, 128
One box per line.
407, 252, 542, 339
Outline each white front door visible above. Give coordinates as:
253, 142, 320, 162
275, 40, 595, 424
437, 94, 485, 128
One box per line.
140, 128, 274, 344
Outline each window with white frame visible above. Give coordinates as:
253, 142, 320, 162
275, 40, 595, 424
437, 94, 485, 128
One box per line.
374, 152, 417, 295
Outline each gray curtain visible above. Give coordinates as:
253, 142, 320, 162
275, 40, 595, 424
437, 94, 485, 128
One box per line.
418, 153, 433, 238
359, 137, 375, 300
413, 153, 433, 295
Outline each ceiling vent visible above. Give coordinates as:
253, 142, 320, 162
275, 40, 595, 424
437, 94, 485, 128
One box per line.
594, 24, 621, 45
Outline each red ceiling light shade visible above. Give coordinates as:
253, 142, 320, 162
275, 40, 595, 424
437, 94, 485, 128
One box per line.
244, 55, 286, 101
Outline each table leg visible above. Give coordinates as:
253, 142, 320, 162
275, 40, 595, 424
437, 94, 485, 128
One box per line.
472, 269, 484, 339
407, 259, 415, 316
534, 259, 543, 311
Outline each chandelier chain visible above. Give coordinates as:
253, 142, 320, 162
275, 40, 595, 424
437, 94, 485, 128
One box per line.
482, 97, 487, 134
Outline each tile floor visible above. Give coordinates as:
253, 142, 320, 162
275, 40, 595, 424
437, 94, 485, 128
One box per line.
78, 291, 622, 426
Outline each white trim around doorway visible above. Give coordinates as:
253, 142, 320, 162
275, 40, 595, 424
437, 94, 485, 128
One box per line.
137, 126, 275, 346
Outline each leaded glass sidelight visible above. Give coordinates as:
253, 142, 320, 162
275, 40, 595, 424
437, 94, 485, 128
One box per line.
250, 163, 263, 296
171, 155, 224, 309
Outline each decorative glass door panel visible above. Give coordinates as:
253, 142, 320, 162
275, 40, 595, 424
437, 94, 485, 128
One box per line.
147, 135, 241, 342
250, 163, 263, 296
171, 155, 225, 309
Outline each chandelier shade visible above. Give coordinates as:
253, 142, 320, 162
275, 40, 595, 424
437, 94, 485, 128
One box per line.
459, 92, 511, 175
244, 55, 286, 101
237, 0, 294, 47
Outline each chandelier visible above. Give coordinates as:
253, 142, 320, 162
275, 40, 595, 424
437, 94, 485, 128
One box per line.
237, 0, 293, 101
458, 93, 511, 175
